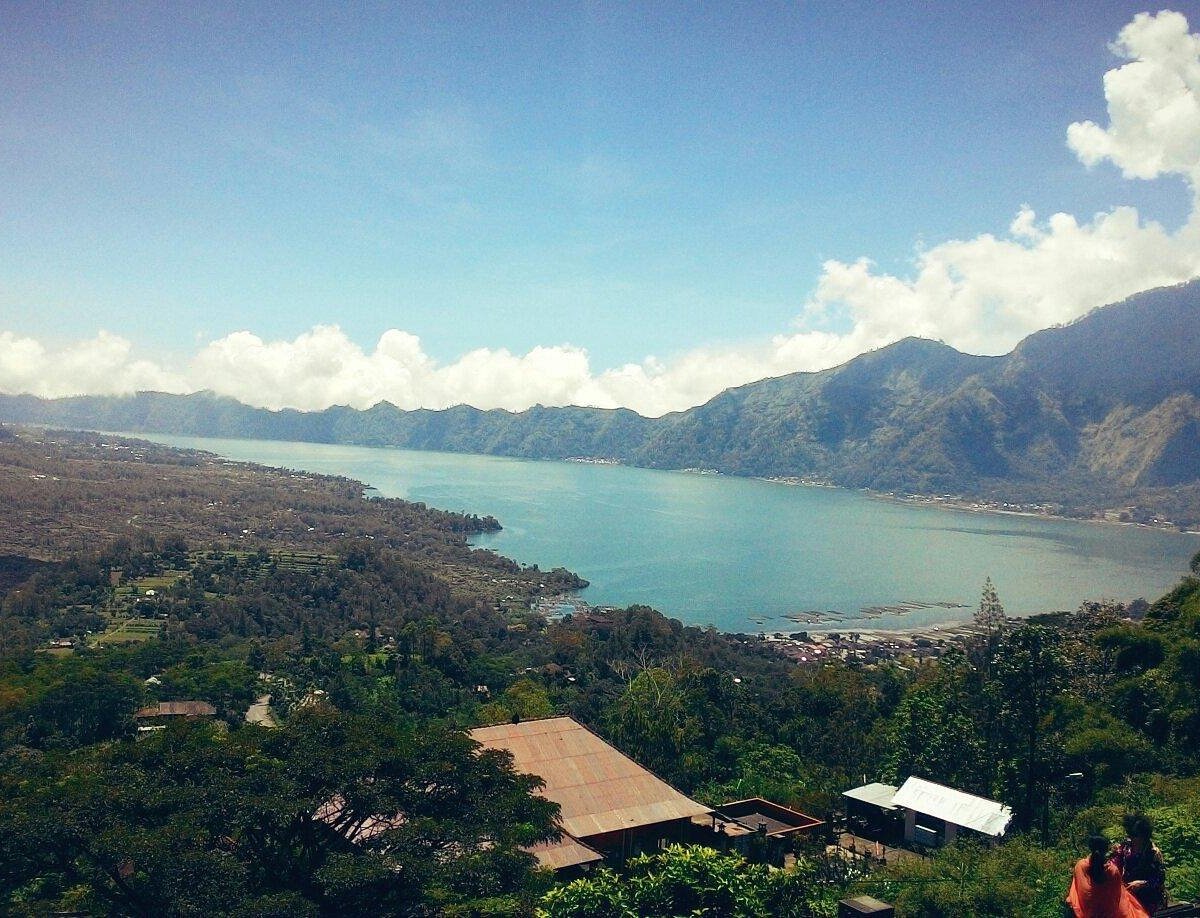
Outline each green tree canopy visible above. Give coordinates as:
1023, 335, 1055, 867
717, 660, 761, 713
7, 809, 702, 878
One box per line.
0, 710, 559, 916
537, 844, 856, 918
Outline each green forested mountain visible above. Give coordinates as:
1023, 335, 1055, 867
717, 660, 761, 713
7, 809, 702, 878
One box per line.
3, 281, 1199, 523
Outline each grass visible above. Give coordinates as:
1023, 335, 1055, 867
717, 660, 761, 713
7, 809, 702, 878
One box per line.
132, 571, 186, 590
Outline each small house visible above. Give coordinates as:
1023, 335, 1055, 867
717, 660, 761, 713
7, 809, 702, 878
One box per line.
134, 701, 217, 732
842, 782, 902, 842
843, 777, 1011, 848
707, 797, 825, 865
890, 777, 1011, 847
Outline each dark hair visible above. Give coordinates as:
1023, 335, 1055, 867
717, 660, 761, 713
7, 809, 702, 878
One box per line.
1088, 834, 1111, 883
1123, 812, 1153, 841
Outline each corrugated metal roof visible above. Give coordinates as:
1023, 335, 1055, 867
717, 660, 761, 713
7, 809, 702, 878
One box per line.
892, 777, 1012, 837
527, 836, 605, 871
313, 794, 405, 844
843, 782, 900, 809
470, 717, 712, 840
135, 701, 217, 718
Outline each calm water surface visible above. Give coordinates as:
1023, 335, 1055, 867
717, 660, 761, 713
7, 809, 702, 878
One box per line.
140, 434, 1200, 633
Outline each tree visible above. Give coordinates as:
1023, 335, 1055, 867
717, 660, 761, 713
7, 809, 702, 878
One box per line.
863, 836, 1074, 918
537, 845, 844, 918
884, 661, 987, 794
974, 577, 1007, 637
0, 712, 559, 916
992, 625, 1065, 835
17, 662, 142, 750
695, 742, 833, 813
605, 668, 700, 785
477, 678, 555, 726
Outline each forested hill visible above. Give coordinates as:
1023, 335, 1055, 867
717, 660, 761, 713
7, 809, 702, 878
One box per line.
3, 280, 1200, 524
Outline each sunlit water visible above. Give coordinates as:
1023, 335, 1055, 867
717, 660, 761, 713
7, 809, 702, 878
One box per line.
138, 434, 1200, 633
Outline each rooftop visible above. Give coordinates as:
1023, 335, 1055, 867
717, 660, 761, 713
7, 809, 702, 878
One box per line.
892, 776, 1012, 837
527, 835, 604, 871
714, 798, 824, 837
469, 716, 711, 841
135, 701, 217, 718
843, 782, 901, 810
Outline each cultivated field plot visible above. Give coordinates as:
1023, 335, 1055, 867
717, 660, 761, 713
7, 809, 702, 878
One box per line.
113, 571, 187, 601
91, 617, 162, 646
270, 550, 337, 572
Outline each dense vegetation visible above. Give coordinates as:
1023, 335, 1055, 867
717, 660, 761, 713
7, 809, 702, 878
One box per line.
3, 280, 1199, 524
0, 428, 1198, 915
1, 711, 557, 916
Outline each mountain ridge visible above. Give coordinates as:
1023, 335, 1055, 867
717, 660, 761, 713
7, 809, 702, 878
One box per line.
3, 281, 1199, 525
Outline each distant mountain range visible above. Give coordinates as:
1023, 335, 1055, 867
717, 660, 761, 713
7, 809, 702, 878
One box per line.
3, 281, 1200, 527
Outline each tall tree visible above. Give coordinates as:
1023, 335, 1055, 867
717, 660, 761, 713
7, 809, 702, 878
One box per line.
992, 625, 1065, 834
974, 577, 1007, 638
605, 668, 700, 785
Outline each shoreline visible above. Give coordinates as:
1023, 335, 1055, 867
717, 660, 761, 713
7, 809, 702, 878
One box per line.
75, 429, 1197, 636
758, 475, 1200, 535
535, 589, 988, 665
762, 621, 988, 666
21, 422, 1197, 536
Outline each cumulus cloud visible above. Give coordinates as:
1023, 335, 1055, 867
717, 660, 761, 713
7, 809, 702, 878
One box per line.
1068, 10, 1200, 183
3, 11, 1200, 417
794, 8, 1200, 368
192, 327, 606, 413
0, 331, 184, 399
795, 204, 1200, 362
0, 324, 839, 417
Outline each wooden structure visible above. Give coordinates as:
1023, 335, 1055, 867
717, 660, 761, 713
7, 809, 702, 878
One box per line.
707, 797, 824, 865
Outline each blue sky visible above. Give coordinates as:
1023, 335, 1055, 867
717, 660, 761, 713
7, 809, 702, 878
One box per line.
2, 2, 1199, 413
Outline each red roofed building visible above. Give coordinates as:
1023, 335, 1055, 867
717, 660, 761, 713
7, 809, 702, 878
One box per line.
135, 701, 217, 718
135, 701, 217, 732
469, 716, 712, 872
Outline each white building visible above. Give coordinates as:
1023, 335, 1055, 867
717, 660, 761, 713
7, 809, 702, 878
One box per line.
890, 776, 1012, 847
843, 776, 1012, 848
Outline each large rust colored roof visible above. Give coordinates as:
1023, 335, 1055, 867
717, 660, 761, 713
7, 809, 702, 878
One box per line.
527, 835, 604, 871
470, 716, 711, 840
135, 701, 217, 718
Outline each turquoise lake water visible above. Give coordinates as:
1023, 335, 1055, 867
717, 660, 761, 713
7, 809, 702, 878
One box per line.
139, 433, 1200, 634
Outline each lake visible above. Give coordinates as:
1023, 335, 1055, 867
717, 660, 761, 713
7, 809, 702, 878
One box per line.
137, 433, 1200, 634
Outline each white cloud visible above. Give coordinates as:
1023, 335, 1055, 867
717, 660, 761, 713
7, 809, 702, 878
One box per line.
3, 11, 1200, 417
797, 204, 1200, 361
1067, 10, 1200, 183
189, 327, 600, 413
0, 330, 183, 399
788, 9, 1200, 369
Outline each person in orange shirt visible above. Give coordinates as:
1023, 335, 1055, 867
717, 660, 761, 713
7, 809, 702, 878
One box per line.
1065, 835, 1150, 918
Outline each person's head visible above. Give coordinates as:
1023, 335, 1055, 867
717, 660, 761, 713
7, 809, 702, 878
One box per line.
1087, 834, 1111, 882
1123, 812, 1153, 847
